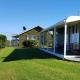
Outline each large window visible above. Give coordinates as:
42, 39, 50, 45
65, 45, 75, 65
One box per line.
48, 30, 54, 52
39, 32, 44, 48
55, 27, 64, 54
44, 31, 48, 48
43, 30, 54, 52
66, 23, 80, 55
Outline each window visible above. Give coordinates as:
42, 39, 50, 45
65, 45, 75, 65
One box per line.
27, 35, 36, 40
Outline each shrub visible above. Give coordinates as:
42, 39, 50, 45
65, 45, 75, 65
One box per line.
22, 40, 38, 48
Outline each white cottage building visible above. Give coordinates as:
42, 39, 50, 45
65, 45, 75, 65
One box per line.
39, 16, 80, 61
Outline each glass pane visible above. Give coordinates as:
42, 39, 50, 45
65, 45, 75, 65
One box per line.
55, 27, 64, 54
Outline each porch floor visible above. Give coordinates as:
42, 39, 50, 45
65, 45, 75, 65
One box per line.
65, 57, 80, 61
39, 48, 80, 61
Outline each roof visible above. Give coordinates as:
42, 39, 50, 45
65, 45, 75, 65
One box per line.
20, 26, 43, 36
41, 16, 80, 32
66, 16, 80, 22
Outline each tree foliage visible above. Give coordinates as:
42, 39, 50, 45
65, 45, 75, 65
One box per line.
0, 34, 7, 48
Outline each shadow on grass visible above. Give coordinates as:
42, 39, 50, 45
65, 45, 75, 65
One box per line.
3, 48, 61, 62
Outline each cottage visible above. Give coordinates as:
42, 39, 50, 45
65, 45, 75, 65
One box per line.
39, 16, 80, 61
19, 26, 43, 47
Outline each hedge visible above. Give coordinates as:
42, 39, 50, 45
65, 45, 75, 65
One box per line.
22, 40, 38, 48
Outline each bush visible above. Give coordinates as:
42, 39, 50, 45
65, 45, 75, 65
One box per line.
22, 40, 38, 48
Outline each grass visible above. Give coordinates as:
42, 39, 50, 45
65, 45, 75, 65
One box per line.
0, 47, 80, 80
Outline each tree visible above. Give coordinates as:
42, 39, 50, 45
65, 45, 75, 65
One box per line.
0, 34, 7, 48
6, 40, 10, 47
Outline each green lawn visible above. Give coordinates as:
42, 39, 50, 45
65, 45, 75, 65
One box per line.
0, 47, 80, 80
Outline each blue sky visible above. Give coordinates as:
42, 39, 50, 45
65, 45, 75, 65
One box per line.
0, 0, 80, 40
